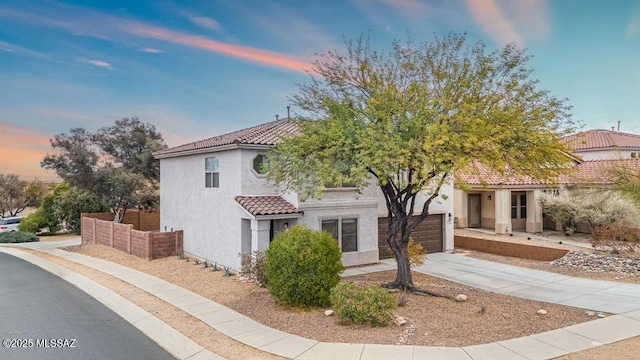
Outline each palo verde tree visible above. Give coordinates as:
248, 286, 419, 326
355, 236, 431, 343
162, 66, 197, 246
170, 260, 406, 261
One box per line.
266, 33, 576, 292
41, 117, 167, 222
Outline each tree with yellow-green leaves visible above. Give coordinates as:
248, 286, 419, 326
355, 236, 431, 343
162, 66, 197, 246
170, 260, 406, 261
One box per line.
266, 33, 576, 292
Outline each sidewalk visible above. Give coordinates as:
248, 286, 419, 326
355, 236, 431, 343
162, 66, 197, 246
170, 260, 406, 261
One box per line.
2, 244, 640, 360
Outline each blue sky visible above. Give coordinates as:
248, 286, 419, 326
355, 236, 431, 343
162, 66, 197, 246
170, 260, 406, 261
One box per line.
1, 0, 639, 180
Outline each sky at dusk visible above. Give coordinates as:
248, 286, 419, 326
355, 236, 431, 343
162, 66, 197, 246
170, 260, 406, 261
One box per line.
1, 0, 639, 181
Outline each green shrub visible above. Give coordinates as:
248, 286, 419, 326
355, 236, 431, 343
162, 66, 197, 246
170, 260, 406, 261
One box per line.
19, 208, 54, 234
0, 231, 39, 243
265, 225, 344, 308
330, 282, 397, 327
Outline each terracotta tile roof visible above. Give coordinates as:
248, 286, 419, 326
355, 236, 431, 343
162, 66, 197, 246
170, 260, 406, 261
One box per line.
456, 162, 540, 186
154, 119, 299, 158
562, 129, 640, 151
564, 158, 640, 185
457, 159, 640, 186
235, 196, 303, 216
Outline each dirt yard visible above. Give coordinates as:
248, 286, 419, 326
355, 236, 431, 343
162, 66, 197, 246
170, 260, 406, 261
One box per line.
67, 245, 598, 345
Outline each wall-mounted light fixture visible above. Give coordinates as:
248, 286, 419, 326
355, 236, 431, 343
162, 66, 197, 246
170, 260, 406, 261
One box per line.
448, 213, 453, 223
487, 195, 492, 201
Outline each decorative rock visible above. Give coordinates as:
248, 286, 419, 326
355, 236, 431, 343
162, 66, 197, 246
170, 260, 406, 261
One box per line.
324, 310, 334, 316
537, 309, 548, 315
597, 312, 606, 318
394, 316, 407, 326
552, 251, 640, 276
586, 311, 596, 316
455, 294, 468, 302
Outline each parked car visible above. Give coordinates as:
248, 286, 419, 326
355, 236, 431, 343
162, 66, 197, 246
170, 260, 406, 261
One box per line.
0, 217, 23, 232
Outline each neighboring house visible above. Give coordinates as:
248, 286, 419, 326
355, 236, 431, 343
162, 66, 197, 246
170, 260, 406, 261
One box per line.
562, 129, 640, 160
154, 118, 454, 270
454, 129, 640, 234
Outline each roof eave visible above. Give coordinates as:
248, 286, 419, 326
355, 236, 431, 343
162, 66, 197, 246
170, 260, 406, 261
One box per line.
154, 143, 273, 159
255, 212, 304, 220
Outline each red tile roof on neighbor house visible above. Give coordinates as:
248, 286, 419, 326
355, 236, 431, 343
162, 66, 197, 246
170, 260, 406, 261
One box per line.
154, 118, 299, 158
562, 129, 640, 151
457, 158, 640, 187
235, 196, 303, 216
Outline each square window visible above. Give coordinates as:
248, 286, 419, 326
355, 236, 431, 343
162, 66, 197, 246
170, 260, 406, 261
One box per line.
322, 218, 358, 253
322, 219, 339, 240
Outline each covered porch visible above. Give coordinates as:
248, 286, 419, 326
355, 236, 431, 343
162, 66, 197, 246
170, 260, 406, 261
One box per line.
235, 196, 304, 254
454, 187, 554, 234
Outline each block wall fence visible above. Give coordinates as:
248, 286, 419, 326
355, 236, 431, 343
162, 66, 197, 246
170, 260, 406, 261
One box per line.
454, 235, 569, 261
81, 216, 182, 260
81, 210, 160, 231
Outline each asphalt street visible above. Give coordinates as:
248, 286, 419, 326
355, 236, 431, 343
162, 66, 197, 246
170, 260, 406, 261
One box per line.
0, 252, 176, 360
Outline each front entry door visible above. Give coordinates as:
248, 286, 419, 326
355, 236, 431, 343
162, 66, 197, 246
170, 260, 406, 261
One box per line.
468, 194, 481, 228
511, 192, 527, 230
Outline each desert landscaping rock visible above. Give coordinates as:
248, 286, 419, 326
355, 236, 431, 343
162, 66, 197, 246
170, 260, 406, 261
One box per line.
553, 251, 640, 276
324, 310, 334, 316
537, 309, 548, 315
394, 315, 407, 326
455, 294, 468, 302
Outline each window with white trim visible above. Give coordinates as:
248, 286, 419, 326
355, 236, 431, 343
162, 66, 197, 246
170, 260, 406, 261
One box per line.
321, 218, 358, 252
205, 156, 219, 188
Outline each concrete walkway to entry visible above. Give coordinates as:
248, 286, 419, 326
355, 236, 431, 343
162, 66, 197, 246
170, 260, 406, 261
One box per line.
2, 240, 640, 359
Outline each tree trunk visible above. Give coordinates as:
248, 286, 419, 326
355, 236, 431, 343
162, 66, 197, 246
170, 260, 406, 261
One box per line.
383, 215, 415, 291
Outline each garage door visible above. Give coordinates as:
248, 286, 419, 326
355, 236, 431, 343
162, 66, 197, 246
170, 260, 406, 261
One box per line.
378, 214, 444, 259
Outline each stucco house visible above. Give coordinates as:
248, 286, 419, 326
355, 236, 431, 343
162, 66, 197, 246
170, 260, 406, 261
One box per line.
454, 129, 640, 234
154, 118, 454, 270
563, 129, 640, 160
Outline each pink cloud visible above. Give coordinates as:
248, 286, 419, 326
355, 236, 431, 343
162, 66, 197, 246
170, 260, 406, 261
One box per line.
125, 23, 311, 72
0, 122, 58, 181
466, 0, 551, 46
466, 0, 522, 45
0, 6, 311, 73
509, 0, 549, 42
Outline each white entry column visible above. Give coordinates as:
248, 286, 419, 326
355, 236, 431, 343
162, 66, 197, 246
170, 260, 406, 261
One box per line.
494, 189, 511, 234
